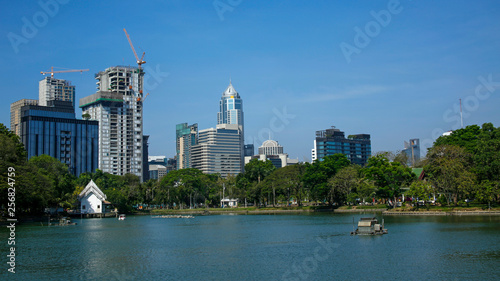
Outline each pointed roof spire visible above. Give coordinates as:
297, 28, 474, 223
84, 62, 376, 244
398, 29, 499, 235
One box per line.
222, 79, 239, 98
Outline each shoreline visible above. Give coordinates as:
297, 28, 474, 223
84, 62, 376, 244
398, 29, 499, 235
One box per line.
3, 208, 500, 224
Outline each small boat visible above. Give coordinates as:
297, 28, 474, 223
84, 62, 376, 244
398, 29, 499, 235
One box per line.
118, 214, 126, 220
351, 217, 387, 235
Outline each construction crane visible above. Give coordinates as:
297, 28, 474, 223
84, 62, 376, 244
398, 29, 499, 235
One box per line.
41, 67, 89, 78
137, 93, 149, 103
123, 28, 146, 69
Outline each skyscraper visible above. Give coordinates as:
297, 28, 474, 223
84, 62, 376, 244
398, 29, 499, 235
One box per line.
402, 138, 420, 166
176, 123, 198, 169
39, 77, 76, 107
313, 126, 371, 166
191, 124, 243, 178
217, 81, 244, 131
79, 66, 145, 181
216, 81, 244, 170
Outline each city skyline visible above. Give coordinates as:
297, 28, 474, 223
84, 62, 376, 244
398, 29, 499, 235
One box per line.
2, 1, 500, 161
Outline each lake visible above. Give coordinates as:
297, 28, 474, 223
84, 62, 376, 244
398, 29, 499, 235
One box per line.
2, 213, 500, 280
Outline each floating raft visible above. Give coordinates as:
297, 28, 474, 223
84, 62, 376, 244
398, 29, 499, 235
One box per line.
351, 217, 387, 235
152, 215, 194, 219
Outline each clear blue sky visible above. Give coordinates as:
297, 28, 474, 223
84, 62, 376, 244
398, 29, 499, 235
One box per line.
2, 0, 500, 161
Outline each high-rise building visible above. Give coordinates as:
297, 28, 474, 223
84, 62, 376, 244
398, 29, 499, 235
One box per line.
143, 135, 150, 182
244, 144, 254, 157
402, 138, 420, 166
19, 100, 98, 177
176, 123, 198, 169
217, 81, 244, 131
312, 126, 371, 166
39, 77, 76, 107
191, 124, 243, 178
79, 66, 145, 181
217, 82, 244, 170
10, 99, 38, 136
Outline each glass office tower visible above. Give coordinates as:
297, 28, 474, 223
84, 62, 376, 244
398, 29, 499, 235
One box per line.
313, 126, 371, 166
20, 100, 99, 177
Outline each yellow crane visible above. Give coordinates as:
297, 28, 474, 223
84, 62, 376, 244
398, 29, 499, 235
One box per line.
41, 67, 89, 78
123, 28, 146, 69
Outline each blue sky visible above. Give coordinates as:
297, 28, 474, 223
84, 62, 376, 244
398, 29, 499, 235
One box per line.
1, 0, 500, 161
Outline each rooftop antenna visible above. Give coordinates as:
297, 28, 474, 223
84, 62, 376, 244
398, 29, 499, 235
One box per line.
459, 99, 463, 129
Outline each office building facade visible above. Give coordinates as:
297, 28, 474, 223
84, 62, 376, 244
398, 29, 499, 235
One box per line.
79, 66, 145, 181
191, 124, 243, 178
19, 100, 98, 177
10, 99, 39, 136
313, 126, 371, 166
176, 123, 198, 170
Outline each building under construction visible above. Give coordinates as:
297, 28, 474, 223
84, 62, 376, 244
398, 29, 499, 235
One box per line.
39, 77, 76, 107
79, 66, 145, 181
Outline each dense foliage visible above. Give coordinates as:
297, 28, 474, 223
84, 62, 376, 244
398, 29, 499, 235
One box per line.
1, 122, 499, 215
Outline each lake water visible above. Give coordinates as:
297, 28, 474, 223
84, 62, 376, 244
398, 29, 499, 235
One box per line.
2, 213, 500, 280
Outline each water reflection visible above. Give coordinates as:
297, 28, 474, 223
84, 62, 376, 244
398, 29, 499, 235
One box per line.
2, 214, 499, 280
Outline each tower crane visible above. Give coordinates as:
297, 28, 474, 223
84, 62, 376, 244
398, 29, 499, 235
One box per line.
123, 28, 146, 69
40, 67, 89, 78
137, 93, 149, 103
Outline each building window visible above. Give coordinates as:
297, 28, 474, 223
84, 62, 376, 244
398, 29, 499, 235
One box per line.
82, 205, 86, 209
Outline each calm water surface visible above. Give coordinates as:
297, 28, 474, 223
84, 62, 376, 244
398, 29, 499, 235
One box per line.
1, 213, 499, 280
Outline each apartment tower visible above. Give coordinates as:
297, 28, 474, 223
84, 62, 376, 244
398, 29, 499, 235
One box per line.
79, 66, 145, 181
39, 77, 76, 107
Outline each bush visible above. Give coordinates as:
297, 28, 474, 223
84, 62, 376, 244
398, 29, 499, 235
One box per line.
437, 195, 447, 205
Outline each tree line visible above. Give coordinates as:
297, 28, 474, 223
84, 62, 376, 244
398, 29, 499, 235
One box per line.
1, 122, 499, 214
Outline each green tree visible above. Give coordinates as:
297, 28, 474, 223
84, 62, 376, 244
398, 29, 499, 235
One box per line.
28, 155, 76, 211
158, 168, 205, 209
261, 163, 306, 207
425, 145, 475, 205
362, 153, 416, 207
302, 154, 350, 205
407, 180, 434, 210
394, 151, 410, 167
244, 159, 275, 184
240, 159, 276, 207
475, 180, 499, 209
0, 124, 28, 210
327, 165, 361, 206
